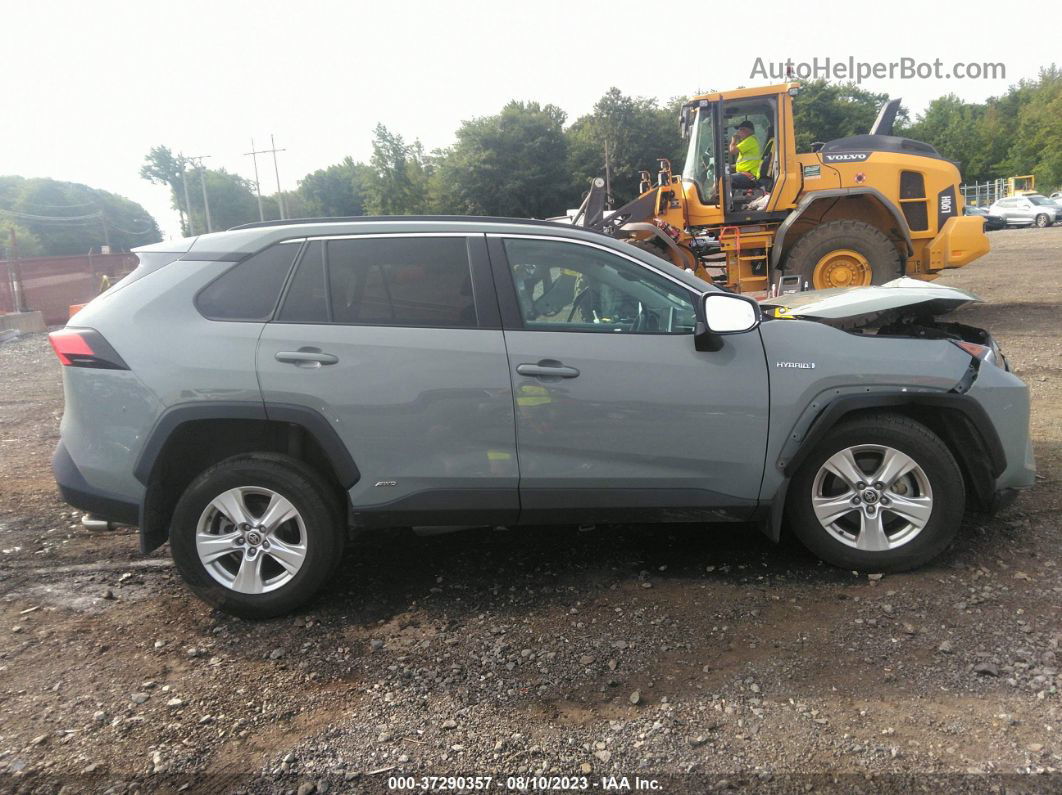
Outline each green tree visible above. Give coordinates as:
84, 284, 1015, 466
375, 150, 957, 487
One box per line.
141, 147, 261, 234
792, 80, 898, 152
430, 101, 569, 218
566, 89, 686, 207
0, 219, 43, 258
1000, 66, 1062, 189
140, 146, 192, 232
364, 125, 432, 215
0, 175, 160, 256
902, 95, 992, 181
298, 157, 370, 217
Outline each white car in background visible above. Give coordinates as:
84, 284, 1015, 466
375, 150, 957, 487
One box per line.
989, 195, 1059, 227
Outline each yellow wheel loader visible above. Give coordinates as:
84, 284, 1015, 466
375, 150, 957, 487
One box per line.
568, 83, 989, 297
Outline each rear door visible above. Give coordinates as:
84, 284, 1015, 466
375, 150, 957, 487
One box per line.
488, 235, 770, 523
256, 233, 518, 524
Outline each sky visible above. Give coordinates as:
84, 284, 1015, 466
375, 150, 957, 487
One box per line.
4, 0, 1058, 239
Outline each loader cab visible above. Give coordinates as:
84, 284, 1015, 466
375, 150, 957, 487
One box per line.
680, 91, 785, 222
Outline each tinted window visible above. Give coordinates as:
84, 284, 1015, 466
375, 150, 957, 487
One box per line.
281, 236, 476, 327
97, 251, 183, 301
196, 243, 301, 320
503, 239, 696, 334
277, 241, 326, 322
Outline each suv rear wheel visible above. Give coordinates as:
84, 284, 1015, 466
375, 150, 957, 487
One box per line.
787, 413, 964, 572
170, 454, 344, 619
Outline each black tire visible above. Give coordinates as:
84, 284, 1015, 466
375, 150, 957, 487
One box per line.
786, 413, 964, 573
170, 453, 345, 619
784, 219, 902, 289
1034, 213, 1051, 228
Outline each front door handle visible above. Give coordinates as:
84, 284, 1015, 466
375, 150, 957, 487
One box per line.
275, 349, 339, 367
516, 361, 580, 379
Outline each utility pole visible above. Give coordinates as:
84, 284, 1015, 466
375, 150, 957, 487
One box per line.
269, 135, 287, 220
180, 155, 195, 236
243, 138, 266, 222
603, 139, 613, 210
190, 155, 213, 233
98, 212, 111, 253
9, 227, 25, 313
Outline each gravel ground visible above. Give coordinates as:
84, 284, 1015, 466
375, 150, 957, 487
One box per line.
0, 228, 1059, 794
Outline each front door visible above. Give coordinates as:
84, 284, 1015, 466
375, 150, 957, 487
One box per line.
489, 235, 770, 523
256, 233, 518, 524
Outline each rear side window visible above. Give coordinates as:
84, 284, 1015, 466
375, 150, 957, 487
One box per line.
196, 243, 302, 321
278, 236, 477, 328
277, 241, 325, 322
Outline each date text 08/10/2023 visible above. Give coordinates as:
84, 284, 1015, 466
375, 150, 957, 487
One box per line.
386, 775, 663, 791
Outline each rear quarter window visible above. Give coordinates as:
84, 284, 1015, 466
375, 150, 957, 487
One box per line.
97, 251, 184, 300
195, 242, 302, 321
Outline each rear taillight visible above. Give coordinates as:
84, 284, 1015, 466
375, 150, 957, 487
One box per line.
48, 329, 128, 370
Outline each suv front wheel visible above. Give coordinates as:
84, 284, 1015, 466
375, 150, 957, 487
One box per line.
787, 414, 964, 572
170, 454, 345, 619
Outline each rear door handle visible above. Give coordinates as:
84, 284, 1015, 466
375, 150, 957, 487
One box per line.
516, 362, 580, 379
275, 350, 339, 366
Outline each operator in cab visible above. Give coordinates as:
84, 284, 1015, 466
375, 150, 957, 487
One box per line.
729, 120, 761, 186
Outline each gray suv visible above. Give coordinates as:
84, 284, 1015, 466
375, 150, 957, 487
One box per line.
988, 195, 1058, 227
50, 218, 1036, 618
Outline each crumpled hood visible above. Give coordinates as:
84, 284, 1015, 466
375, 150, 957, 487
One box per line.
761, 277, 981, 328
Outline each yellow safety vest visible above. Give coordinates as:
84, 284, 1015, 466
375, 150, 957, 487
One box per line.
735, 135, 762, 176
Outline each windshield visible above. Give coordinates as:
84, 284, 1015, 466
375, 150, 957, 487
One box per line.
1029, 196, 1052, 206
681, 106, 717, 200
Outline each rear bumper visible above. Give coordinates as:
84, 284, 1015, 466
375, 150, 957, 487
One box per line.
928, 215, 990, 270
53, 442, 140, 526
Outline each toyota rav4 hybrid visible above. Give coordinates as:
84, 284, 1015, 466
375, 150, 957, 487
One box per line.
49, 218, 1036, 618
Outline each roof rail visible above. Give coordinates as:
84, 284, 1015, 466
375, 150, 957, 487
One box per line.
228, 215, 603, 233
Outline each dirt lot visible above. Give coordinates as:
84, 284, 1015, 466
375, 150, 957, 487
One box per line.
0, 228, 1059, 794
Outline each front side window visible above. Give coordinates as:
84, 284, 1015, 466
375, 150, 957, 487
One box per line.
503, 239, 696, 334
681, 105, 718, 203
277, 236, 478, 328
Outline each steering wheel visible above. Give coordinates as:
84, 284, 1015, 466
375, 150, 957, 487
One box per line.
700, 152, 714, 180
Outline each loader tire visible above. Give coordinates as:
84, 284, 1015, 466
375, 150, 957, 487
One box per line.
784, 219, 902, 290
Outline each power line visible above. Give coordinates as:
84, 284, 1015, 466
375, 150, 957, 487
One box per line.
106, 221, 158, 236
243, 135, 287, 220
20, 199, 100, 209
0, 207, 103, 222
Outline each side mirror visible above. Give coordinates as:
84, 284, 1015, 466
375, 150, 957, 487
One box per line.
695, 293, 760, 351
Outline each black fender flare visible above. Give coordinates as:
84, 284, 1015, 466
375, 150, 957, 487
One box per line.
770, 187, 915, 271
763, 390, 1006, 541
134, 401, 359, 488
134, 401, 359, 553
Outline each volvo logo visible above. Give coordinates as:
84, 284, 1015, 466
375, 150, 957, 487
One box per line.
822, 152, 870, 163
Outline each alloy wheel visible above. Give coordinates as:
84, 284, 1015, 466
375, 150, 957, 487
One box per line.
195, 486, 308, 594
811, 444, 934, 552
